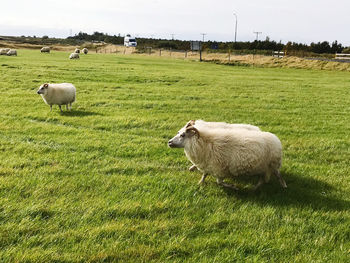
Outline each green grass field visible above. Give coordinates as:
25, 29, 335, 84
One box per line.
0, 49, 349, 262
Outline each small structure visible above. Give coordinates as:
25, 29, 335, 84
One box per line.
273, 51, 284, 58
190, 41, 201, 51
335, 53, 350, 60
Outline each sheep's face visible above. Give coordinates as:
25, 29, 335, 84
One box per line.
37, 83, 49, 95
168, 127, 199, 148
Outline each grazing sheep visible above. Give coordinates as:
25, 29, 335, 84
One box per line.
180, 120, 261, 171
0, 48, 10, 55
7, 49, 17, 56
74, 48, 80, 53
69, 53, 80, 59
41, 46, 50, 53
82, 48, 88, 54
36, 83, 76, 112
168, 123, 287, 190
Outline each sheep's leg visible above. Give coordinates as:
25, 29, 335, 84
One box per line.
253, 171, 271, 191
69, 103, 72, 110
216, 178, 239, 190
253, 176, 265, 191
50, 105, 52, 111
66, 104, 69, 110
274, 170, 287, 188
198, 173, 208, 185
58, 105, 63, 112
189, 165, 197, 172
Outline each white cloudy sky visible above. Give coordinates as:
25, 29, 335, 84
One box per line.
1, 0, 350, 45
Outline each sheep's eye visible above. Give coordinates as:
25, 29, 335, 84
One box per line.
180, 133, 185, 137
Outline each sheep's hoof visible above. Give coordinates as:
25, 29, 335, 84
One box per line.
198, 174, 208, 185
279, 178, 287, 188
189, 165, 197, 172
198, 179, 205, 185
218, 182, 239, 190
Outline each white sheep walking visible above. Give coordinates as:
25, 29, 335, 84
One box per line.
168, 122, 287, 190
0, 48, 10, 55
7, 49, 17, 56
69, 53, 79, 59
41, 47, 50, 53
36, 83, 76, 112
180, 120, 261, 171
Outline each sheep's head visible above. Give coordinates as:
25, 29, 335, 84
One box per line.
168, 126, 200, 148
37, 83, 49, 95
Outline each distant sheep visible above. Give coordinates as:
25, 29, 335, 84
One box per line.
69, 53, 79, 59
0, 48, 10, 55
168, 122, 287, 190
41, 46, 50, 53
180, 120, 261, 171
36, 83, 76, 112
74, 48, 80, 53
7, 49, 17, 56
82, 48, 88, 54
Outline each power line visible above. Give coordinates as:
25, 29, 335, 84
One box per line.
253, 31, 262, 41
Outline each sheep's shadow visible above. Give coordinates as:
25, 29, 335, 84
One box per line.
219, 172, 350, 212
59, 110, 102, 117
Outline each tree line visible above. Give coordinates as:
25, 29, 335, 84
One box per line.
65, 31, 345, 54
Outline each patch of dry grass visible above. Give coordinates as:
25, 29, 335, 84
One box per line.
206, 54, 350, 71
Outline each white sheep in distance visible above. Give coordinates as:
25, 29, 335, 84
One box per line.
180, 120, 261, 171
36, 83, 76, 112
69, 53, 79, 59
41, 46, 50, 53
0, 48, 10, 55
168, 123, 287, 190
74, 48, 80, 53
82, 48, 88, 54
7, 49, 17, 56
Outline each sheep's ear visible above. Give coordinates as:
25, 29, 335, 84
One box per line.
186, 126, 200, 138
185, 120, 196, 128
43, 83, 48, 88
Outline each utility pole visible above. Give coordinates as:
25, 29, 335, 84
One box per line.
233, 13, 237, 42
200, 33, 207, 42
253, 31, 262, 41
171, 34, 175, 40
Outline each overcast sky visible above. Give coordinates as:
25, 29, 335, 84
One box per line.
1, 0, 350, 45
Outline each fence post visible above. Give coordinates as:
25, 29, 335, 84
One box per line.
159, 49, 161, 56
185, 50, 187, 58
228, 49, 231, 61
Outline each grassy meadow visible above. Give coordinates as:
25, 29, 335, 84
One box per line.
0, 49, 349, 262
